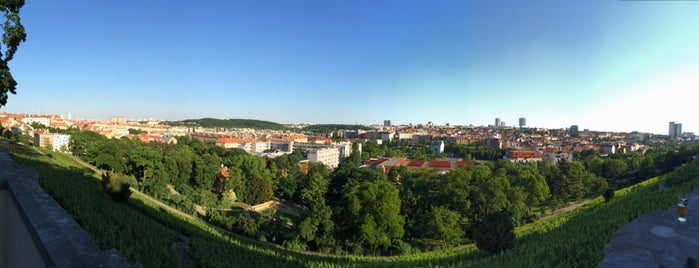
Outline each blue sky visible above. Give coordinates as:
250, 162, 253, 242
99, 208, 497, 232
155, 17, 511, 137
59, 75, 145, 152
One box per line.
4, 1, 699, 134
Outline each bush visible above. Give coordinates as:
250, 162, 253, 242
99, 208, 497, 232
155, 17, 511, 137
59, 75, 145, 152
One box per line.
101, 171, 135, 201
473, 210, 515, 254
603, 188, 615, 203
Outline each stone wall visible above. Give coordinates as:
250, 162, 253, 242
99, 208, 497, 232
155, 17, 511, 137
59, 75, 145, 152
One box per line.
0, 148, 137, 267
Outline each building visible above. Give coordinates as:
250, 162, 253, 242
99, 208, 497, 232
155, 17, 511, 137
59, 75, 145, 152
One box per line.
363, 157, 473, 175
504, 149, 543, 163
519, 117, 526, 128
669, 122, 683, 139
215, 137, 242, 149
570, 125, 580, 137
20, 115, 51, 127
495, 117, 501, 127
52, 133, 71, 152
431, 140, 445, 154
34, 132, 71, 152
307, 147, 341, 168
250, 141, 270, 154
379, 132, 394, 142
383, 120, 391, 127
599, 144, 617, 155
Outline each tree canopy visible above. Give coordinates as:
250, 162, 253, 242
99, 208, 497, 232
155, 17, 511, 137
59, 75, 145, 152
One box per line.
164, 118, 289, 130
0, 0, 26, 107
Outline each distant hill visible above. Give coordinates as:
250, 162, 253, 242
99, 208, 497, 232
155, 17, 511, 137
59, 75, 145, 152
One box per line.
303, 124, 375, 133
165, 118, 289, 130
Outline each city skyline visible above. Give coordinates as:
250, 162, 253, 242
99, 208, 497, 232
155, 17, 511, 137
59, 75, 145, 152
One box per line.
3, 1, 699, 134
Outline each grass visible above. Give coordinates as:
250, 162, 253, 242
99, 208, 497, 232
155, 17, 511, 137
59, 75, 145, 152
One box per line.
5, 141, 699, 267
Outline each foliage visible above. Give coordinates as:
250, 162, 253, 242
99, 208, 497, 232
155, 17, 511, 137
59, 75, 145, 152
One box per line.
343, 179, 405, 255
101, 170, 135, 201
245, 175, 274, 204
4, 143, 178, 267
128, 128, 146, 135
603, 188, 615, 203
445, 143, 505, 161
165, 118, 289, 130
7, 138, 699, 267
0, 0, 26, 107
297, 169, 335, 251
424, 206, 464, 247
473, 210, 515, 254
303, 124, 375, 133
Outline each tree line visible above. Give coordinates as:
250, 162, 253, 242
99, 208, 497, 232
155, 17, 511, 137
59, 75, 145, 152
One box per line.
64, 129, 699, 256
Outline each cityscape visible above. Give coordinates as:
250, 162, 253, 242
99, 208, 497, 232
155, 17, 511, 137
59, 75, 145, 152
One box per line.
2, 111, 694, 168
3, 1, 699, 267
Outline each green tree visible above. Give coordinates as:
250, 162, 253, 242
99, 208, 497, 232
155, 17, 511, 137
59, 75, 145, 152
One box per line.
162, 145, 195, 186
101, 171, 136, 201
0, 0, 26, 107
424, 206, 464, 247
244, 175, 273, 204
128, 145, 162, 181
549, 160, 587, 205
473, 210, 515, 254
604, 158, 628, 178
342, 179, 404, 255
603, 188, 615, 203
297, 170, 335, 251
508, 163, 550, 207
468, 166, 508, 224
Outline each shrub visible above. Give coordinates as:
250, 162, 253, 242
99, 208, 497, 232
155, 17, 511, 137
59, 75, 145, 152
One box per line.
101, 171, 135, 201
603, 188, 615, 203
473, 210, 515, 254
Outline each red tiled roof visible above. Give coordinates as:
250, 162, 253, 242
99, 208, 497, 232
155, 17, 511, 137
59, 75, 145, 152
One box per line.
428, 161, 451, 168
456, 161, 472, 167
365, 157, 389, 166
216, 137, 242, 144
408, 160, 425, 167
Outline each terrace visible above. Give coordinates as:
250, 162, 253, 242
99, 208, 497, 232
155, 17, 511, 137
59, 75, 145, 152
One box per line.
600, 186, 699, 267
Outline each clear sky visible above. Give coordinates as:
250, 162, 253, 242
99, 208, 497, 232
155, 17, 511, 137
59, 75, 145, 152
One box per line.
4, 1, 699, 134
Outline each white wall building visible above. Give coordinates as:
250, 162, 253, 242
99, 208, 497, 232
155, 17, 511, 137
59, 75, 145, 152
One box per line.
21, 117, 51, 127
250, 141, 270, 154
52, 134, 71, 152
307, 147, 341, 168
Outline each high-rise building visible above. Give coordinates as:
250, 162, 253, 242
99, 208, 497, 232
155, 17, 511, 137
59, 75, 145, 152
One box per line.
569, 125, 579, 137
519, 117, 526, 128
495, 117, 501, 127
669, 122, 683, 138
383, 120, 391, 127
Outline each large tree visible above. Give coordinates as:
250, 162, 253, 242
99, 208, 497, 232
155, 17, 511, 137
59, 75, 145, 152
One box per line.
296, 170, 335, 251
424, 206, 464, 247
342, 179, 404, 255
473, 210, 515, 254
0, 0, 26, 107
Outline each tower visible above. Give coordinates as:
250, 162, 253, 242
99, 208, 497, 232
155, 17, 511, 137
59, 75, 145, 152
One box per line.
519, 117, 526, 128
495, 117, 501, 127
669, 122, 682, 138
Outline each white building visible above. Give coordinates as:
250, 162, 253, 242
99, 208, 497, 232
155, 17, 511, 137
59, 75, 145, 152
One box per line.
35, 133, 71, 152
250, 141, 270, 154
21, 116, 51, 127
397, 132, 413, 140
307, 147, 341, 168
380, 132, 394, 142
52, 134, 71, 152
431, 140, 445, 154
